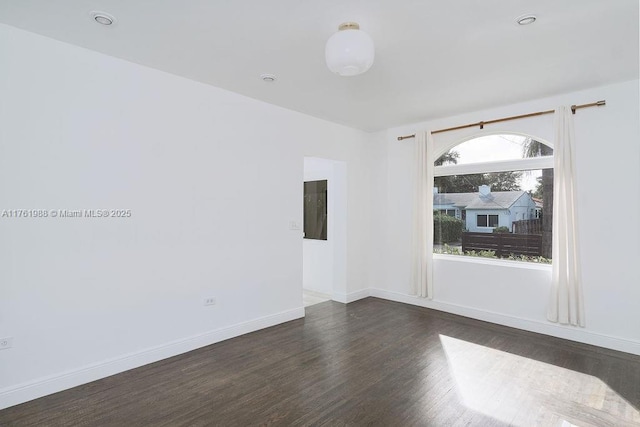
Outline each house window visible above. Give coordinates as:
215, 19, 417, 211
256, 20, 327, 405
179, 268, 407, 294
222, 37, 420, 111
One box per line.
440, 209, 456, 217
477, 214, 498, 228
433, 134, 554, 264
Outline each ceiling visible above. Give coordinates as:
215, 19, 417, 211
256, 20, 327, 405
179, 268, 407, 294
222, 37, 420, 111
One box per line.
1, 1, 638, 131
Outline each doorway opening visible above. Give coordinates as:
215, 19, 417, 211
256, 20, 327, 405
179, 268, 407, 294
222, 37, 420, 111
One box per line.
302, 157, 347, 307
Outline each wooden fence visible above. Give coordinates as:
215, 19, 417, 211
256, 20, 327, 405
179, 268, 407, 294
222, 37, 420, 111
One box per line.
512, 218, 542, 235
461, 232, 542, 258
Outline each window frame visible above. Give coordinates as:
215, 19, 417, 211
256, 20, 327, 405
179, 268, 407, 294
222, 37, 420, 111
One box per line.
432, 135, 554, 267
435, 155, 553, 177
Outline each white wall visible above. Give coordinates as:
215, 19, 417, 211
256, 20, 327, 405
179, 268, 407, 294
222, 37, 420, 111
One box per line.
0, 24, 374, 408
373, 79, 640, 354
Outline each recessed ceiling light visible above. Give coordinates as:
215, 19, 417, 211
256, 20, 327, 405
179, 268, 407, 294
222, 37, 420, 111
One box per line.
260, 74, 277, 82
516, 15, 537, 26
91, 11, 115, 26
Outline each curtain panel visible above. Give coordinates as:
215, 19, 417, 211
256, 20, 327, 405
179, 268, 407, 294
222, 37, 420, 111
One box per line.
548, 106, 585, 327
411, 131, 434, 298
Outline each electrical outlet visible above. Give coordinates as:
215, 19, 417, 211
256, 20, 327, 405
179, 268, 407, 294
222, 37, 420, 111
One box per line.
203, 297, 216, 306
0, 337, 13, 350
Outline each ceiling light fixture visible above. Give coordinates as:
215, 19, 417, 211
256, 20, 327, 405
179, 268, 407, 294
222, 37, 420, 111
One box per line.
516, 15, 537, 26
325, 22, 375, 77
260, 73, 277, 82
91, 11, 115, 26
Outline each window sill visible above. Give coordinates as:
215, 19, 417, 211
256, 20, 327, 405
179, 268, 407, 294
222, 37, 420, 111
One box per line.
433, 253, 552, 271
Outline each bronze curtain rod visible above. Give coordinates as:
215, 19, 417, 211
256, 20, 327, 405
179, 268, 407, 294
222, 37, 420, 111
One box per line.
396, 100, 606, 141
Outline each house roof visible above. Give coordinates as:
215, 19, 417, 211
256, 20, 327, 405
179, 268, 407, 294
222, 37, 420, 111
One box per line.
434, 191, 528, 210
532, 197, 544, 208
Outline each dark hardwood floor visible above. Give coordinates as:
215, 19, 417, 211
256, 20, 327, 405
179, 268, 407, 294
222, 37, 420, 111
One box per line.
2, 298, 639, 426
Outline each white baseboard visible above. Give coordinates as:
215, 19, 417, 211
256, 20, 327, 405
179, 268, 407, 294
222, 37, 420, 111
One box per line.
332, 289, 370, 304
0, 307, 305, 410
367, 288, 640, 356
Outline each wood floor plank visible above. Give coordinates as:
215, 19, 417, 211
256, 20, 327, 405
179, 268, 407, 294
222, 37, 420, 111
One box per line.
1, 298, 639, 426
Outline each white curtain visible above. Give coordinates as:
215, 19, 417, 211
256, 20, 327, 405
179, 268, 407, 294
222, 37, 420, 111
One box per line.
548, 106, 585, 326
411, 131, 434, 299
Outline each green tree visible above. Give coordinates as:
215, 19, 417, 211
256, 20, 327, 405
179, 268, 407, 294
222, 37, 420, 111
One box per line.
433, 212, 464, 243
522, 138, 553, 258
484, 171, 522, 191
434, 150, 460, 166
532, 176, 543, 199
434, 171, 522, 194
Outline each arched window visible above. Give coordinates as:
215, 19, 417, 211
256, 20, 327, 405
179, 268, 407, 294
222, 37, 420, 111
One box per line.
433, 134, 553, 263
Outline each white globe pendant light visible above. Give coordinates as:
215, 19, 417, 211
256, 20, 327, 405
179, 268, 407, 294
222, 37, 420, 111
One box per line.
325, 22, 375, 77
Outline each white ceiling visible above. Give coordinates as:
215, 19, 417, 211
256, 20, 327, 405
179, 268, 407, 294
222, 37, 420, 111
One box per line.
1, 1, 638, 131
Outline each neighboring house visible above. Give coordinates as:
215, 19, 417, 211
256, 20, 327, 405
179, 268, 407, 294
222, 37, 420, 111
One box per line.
434, 185, 537, 233
532, 197, 543, 218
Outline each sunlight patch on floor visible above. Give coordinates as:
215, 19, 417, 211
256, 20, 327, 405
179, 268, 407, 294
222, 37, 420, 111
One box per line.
439, 334, 640, 427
